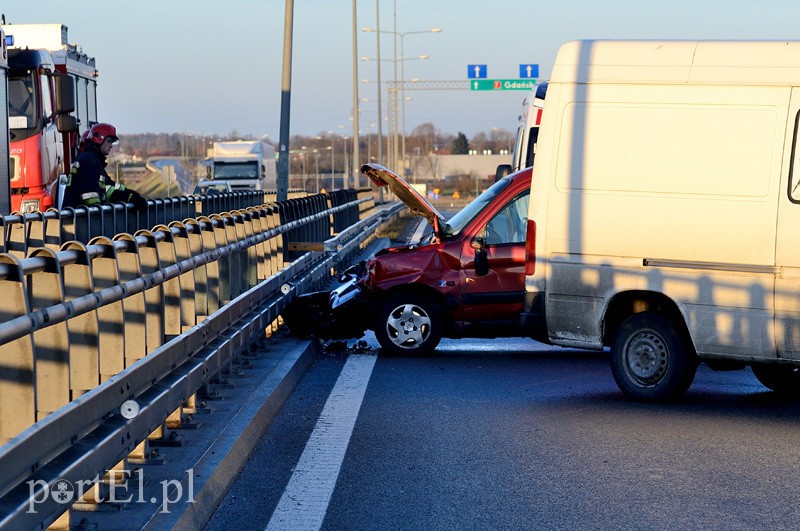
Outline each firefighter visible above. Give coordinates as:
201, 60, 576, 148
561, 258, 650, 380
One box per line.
62, 123, 148, 210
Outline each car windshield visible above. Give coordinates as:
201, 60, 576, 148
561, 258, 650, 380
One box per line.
443, 177, 512, 238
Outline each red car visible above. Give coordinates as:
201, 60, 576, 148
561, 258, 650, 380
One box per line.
284, 163, 532, 356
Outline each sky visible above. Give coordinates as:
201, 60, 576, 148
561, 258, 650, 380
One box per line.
7, 0, 800, 140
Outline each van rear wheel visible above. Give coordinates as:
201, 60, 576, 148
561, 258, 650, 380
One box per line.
751, 364, 800, 396
610, 312, 697, 401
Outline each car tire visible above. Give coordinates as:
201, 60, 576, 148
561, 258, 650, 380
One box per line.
750, 364, 800, 396
610, 312, 697, 401
375, 292, 443, 356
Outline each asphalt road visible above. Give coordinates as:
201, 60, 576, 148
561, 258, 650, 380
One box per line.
206, 334, 800, 530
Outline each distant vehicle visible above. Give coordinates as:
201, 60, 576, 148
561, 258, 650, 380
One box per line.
211, 139, 276, 192
3, 23, 98, 213
193, 180, 232, 195
283, 162, 532, 356
495, 82, 547, 180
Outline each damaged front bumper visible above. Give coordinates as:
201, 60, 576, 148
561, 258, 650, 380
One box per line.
282, 262, 372, 340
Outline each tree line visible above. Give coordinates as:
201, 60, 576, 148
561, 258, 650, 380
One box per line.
115, 124, 514, 175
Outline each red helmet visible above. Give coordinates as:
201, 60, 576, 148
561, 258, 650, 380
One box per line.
88, 123, 119, 145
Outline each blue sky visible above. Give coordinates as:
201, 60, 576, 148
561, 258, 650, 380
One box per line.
6, 1, 800, 138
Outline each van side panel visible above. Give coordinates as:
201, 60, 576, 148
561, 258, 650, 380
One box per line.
536, 82, 786, 359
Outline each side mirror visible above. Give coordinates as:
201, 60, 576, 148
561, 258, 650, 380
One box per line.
494, 164, 512, 182
472, 236, 489, 277
53, 74, 76, 114
206, 166, 212, 178
56, 114, 78, 133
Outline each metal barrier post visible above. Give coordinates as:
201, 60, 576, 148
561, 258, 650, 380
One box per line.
236, 209, 258, 290
168, 221, 199, 330
112, 233, 147, 365
133, 230, 165, 355
44, 209, 63, 251
26, 247, 70, 420
153, 224, 187, 340
87, 236, 126, 382
60, 241, 101, 398
246, 207, 268, 282
0, 254, 36, 443
198, 216, 221, 315
186, 218, 211, 322
6, 216, 27, 258
221, 212, 241, 300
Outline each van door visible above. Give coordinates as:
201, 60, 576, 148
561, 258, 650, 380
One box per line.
775, 88, 800, 360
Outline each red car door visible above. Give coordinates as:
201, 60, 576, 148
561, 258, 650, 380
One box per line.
458, 188, 530, 322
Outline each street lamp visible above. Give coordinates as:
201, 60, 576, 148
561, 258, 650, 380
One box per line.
362, 26, 441, 176
361, 52, 430, 172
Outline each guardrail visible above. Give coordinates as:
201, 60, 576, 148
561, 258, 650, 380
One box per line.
0, 188, 397, 529
0, 188, 316, 256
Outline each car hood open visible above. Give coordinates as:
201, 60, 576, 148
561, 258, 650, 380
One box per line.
360, 163, 448, 237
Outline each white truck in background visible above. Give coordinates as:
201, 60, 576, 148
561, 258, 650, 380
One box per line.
210, 139, 276, 191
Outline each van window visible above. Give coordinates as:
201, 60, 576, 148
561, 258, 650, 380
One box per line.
485, 191, 530, 245
789, 110, 800, 203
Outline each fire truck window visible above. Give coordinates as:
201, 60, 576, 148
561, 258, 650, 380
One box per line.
87, 81, 98, 124
8, 75, 35, 128
40, 75, 53, 120
76, 77, 88, 129
485, 191, 529, 245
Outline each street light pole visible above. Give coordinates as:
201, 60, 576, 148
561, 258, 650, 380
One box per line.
361, 24, 442, 177
375, 0, 383, 180
351, 0, 360, 189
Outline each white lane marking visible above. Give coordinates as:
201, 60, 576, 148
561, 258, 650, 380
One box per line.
409, 220, 427, 245
266, 354, 377, 531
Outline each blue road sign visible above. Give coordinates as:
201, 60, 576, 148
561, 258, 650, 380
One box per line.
467, 64, 487, 79
519, 64, 539, 78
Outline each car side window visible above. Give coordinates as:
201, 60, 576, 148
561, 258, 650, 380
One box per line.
484, 191, 530, 245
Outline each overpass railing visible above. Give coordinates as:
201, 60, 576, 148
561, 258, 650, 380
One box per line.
0, 187, 396, 529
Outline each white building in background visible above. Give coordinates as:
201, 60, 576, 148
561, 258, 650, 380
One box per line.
408, 154, 509, 182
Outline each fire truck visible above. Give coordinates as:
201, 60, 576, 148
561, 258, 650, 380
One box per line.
3, 23, 98, 212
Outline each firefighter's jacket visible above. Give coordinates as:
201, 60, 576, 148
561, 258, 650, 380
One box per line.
62, 148, 138, 209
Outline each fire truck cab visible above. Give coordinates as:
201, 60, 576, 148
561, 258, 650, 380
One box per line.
4, 23, 97, 213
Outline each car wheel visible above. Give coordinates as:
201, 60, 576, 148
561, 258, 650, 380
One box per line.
751, 364, 800, 396
610, 312, 697, 401
375, 292, 442, 356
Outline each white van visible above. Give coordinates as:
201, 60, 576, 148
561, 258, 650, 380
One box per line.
522, 40, 800, 400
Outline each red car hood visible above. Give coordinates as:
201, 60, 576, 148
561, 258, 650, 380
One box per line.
361, 163, 448, 238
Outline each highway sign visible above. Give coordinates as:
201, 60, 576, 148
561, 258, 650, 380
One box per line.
519, 64, 539, 78
467, 64, 487, 79
470, 79, 536, 91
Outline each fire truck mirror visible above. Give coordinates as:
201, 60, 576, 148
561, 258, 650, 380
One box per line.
53, 74, 76, 114
56, 114, 78, 134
